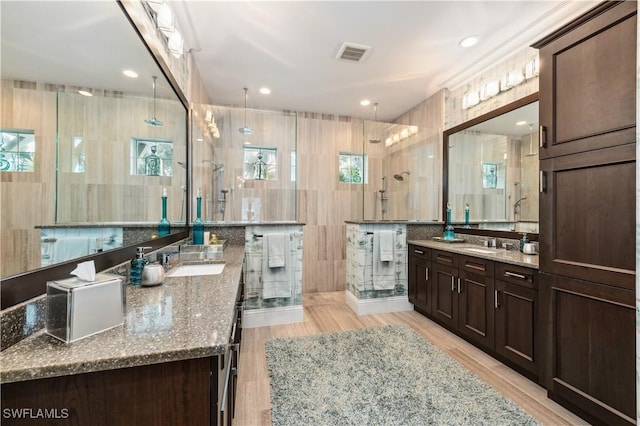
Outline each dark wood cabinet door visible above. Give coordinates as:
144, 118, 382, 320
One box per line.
537, 1, 636, 159
494, 279, 536, 376
457, 270, 494, 350
539, 144, 635, 290
409, 252, 431, 314
408, 246, 431, 314
431, 263, 458, 329
543, 273, 636, 426
1, 357, 212, 426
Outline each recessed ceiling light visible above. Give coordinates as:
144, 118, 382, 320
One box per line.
259, 87, 271, 95
123, 70, 138, 78
360, 100, 371, 106
459, 36, 479, 48
516, 120, 528, 126
78, 90, 92, 97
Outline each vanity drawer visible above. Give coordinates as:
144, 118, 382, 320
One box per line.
496, 263, 536, 289
409, 245, 431, 260
460, 256, 494, 278
433, 250, 458, 267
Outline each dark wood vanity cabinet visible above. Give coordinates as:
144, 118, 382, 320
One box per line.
409, 245, 540, 379
2, 357, 213, 425
432, 251, 495, 351
533, 2, 636, 424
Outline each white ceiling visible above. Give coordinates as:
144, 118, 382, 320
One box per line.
1, 1, 598, 123
174, 0, 598, 121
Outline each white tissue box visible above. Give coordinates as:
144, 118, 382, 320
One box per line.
46, 273, 124, 343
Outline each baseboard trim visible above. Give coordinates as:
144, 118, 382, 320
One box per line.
345, 291, 413, 316
243, 305, 304, 328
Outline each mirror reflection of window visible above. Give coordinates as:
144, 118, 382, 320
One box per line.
0, 129, 36, 172
130, 138, 173, 177
482, 163, 498, 188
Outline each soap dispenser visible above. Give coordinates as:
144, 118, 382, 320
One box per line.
130, 246, 151, 285
519, 233, 529, 253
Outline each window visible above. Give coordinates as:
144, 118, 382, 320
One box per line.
0, 129, 35, 172
339, 152, 367, 184
130, 138, 173, 176
243, 146, 277, 180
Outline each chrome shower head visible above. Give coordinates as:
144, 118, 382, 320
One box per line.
393, 171, 410, 181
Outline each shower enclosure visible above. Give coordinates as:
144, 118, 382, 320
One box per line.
191, 104, 297, 223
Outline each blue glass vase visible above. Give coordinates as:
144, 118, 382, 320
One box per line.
444, 205, 455, 240
158, 196, 171, 237
464, 204, 470, 229
193, 196, 204, 245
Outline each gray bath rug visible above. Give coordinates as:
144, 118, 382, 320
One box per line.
265, 324, 538, 426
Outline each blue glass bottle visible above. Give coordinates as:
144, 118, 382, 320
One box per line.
193, 195, 204, 245
158, 193, 171, 237
444, 203, 455, 240
464, 203, 471, 229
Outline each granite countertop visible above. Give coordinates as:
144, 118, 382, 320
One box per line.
345, 220, 444, 224
408, 239, 539, 269
0, 245, 245, 384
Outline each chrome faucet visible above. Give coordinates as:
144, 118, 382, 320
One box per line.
513, 196, 527, 216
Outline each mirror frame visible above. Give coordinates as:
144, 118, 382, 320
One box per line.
442, 92, 539, 242
0, 1, 191, 310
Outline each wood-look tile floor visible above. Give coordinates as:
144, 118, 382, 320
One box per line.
233, 292, 588, 426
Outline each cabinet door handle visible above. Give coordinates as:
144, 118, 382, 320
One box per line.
539, 125, 547, 148
425, 267, 429, 281
505, 271, 527, 280
414, 249, 424, 255
539, 170, 546, 193
451, 276, 455, 291
494, 290, 500, 309
457, 277, 461, 294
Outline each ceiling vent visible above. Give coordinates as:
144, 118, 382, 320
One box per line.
336, 42, 371, 63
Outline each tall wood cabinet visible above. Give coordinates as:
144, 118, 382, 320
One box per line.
533, 2, 637, 424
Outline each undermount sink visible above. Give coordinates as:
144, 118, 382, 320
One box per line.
166, 263, 225, 277
463, 248, 496, 255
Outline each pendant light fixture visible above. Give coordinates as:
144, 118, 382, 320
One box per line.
525, 124, 537, 156
368, 102, 381, 143
144, 76, 163, 127
238, 87, 254, 135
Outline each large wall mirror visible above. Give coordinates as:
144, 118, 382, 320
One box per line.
1, 1, 188, 307
444, 94, 539, 238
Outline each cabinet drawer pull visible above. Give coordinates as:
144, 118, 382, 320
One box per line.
414, 249, 425, 255
451, 276, 455, 291
505, 271, 527, 280
494, 290, 500, 309
539, 125, 547, 148
457, 278, 461, 294
465, 262, 486, 272
425, 267, 429, 281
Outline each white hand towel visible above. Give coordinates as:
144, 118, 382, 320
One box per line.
267, 233, 287, 268
262, 234, 292, 299
378, 230, 394, 262
373, 231, 396, 290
